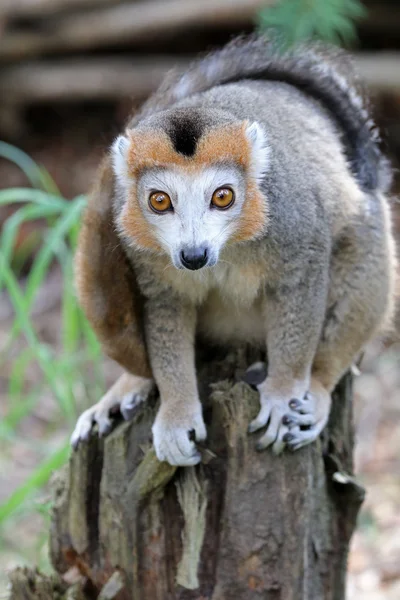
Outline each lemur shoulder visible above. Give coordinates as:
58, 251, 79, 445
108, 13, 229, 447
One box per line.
71, 36, 397, 466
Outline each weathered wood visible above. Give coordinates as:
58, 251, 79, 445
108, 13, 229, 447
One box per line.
0, 0, 269, 62
45, 347, 364, 600
0, 58, 186, 102
8, 566, 86, 600
0, 53, 399, 107
354, 53, 400, 92
0, 0, 124, 19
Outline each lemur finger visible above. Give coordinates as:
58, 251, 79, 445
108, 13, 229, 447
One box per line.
284, 426, 322, 452
166, 450, 201, 467
255, 409, 282, 450
272, 424, 301, 455
161, 434, 201, 466
288, 395, 313, 415
175, 437, 202, 465
195, 420, 207, 442
70, 408, 95, 449
153, 421, 205, 466
282, 412, 315, 428
97, 414, 113, 436
248, 404, 272, 433
120, 392, 146, 421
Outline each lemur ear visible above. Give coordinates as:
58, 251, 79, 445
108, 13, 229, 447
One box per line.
245, 122, 270, 184
111, 134, 131, 186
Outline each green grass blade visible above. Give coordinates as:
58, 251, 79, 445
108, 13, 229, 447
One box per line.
0, 142, 60, 194
0, 254, 75, 419
0, 444, 70, 524
0, 203, 63, 292
8, 196, 86, 343
0, 188, 67, 208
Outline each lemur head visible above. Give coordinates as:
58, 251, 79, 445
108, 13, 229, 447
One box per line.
112, 107, 270, 270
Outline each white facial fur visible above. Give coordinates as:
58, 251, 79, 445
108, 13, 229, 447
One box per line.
112, 122, 270, 269
137, 164, 246, 268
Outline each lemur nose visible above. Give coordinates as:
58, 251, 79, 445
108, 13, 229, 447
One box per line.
180, 247, 208, 270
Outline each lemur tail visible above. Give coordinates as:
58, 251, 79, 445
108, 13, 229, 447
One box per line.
136, 35, 390, 193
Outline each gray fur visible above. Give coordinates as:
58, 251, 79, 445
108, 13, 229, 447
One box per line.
72, 36, 397, 466
132, 34, 390, 193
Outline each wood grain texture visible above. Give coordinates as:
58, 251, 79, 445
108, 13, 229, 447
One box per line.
43, 348, 364, 600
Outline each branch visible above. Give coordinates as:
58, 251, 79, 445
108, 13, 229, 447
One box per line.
0, 53, 399, 105
0, 57, 186, 102
0, 0, 122, 19
354, 53, 400, 93
0, 0, 269, 62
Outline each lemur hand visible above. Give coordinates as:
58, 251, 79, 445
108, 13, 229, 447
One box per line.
152, 400, 207, 466
280, 378, 331, 451
248, 367, 331, 453
248, 372, 310, 454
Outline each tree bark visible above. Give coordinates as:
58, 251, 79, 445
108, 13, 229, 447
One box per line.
9, 347, 365, 600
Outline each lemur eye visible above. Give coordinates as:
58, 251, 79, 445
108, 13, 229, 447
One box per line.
149, 191, 172, 213
211, 187, 235, 210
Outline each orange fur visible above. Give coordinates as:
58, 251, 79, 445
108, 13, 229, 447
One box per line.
120, 122, 268, 246
232, 181, 266, 242
119, 202, 162, 252
75, 157, 152, 378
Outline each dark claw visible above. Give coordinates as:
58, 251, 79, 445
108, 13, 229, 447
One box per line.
289, 399, 301, 410
282, 414, 294, 426
283, 432, 295, 443
242, 363, 268, 387
121, 405, 137, 421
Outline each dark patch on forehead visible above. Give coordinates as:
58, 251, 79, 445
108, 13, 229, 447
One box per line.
166, 112, 205, 157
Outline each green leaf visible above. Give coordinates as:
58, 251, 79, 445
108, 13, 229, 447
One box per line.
257, 0, 367, 48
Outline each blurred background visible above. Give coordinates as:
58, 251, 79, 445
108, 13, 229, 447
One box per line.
0, 1, 399, 598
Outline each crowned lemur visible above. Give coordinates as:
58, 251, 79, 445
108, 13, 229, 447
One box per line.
71, 36, 397, 466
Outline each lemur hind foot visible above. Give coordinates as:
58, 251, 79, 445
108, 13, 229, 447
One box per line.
246, 363, 331, 454
71, 373, 154, 448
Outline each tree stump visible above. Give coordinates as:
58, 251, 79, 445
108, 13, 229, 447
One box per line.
9, 348, 365, 600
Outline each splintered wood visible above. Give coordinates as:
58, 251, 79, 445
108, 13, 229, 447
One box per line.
9, 348, 363, 600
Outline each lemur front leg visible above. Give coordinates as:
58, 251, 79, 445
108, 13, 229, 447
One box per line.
284, 231, 393, 451
71, 372, 154, 448
145, 296, 206, 466
249, 265, 329, 454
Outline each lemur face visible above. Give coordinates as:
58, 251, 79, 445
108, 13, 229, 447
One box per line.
112, 109, 270, 270
136, 164, 246, 270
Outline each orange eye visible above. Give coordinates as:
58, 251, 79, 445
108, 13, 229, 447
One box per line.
211, 187, 235, 210
149, 191, 172, 213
